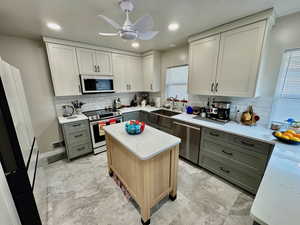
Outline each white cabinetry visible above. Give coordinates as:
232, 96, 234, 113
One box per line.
112, 53, 143, 92
188, 35, 220, 95
188, 19, 271, 97
216, 21, 266, 97
142, 51, 160, 92
76, 48, 112, 75
46, 43, 81, 96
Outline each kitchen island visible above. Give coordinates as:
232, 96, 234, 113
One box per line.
103, 122, 181, 225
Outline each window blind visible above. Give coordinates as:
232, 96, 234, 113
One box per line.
165, 65, 188, 100
281, 51, 300, 97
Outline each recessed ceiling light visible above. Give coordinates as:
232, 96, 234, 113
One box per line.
168, 23, 179, 31
47, 22, 62, 31
131, 42, 140, 49
169, 44, 176, 48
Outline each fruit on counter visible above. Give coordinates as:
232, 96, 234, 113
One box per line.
274, 130, 300, 142
286, 129, 296, 134
291, 136, 300, 142
283, 132, 294, 138
274, 132, 282, 137
281, 135, 290, 140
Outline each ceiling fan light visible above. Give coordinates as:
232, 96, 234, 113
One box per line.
120, 31, 138, 40
131, 42, 140, 48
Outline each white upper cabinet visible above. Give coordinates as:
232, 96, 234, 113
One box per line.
46, 43, 81, 96
112, 53, 143, 92
127, 56, 143, 92
188, 34, 220, 95
94, 51, 113, 75
76, 48, 95, 74
215, 21, 266, 97
188, 19, 270, 97
112, 53, 127, 92
76, 48, 112, 75
142, 51, 161, 92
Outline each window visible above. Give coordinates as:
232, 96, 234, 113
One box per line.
271, 49, 300, 122
165, 65, 188, 100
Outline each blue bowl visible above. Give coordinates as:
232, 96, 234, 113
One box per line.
125, 122, 144, 135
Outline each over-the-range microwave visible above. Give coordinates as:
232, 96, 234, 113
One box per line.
80, 75, 114, 94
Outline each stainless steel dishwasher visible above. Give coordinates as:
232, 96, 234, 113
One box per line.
173, 121, 201, 164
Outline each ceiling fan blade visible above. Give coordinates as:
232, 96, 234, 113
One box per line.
97, 15, 121, 30
133, 15, 154, 32
138, 31, 159, 40
98, 32, 119, 37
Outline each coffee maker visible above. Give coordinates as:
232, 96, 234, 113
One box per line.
213, 101, 231, 122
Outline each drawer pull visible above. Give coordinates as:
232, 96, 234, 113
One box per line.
241, 140, 254, 147
77, 147, 85, 151
209, 132, 220, 137
220, 167, 230, 174
74, 134, 83, 138
222, 150, 233, 156
72, 124, 81, 127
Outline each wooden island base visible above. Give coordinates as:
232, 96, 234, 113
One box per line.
106, 133, 179, 224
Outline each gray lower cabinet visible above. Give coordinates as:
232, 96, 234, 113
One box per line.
61, 119, 93, 160
199, 127, 274, 194
122, 111, 140, 121
173, 121, 201, 164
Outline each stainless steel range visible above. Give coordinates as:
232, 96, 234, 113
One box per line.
83, 108, 122, 154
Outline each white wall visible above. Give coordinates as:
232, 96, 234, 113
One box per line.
0, 35, 61, 152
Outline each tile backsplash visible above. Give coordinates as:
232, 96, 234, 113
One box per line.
150, 93, 273, 128
55, 93, 137, 116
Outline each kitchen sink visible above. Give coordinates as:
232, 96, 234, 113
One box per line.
151, 109, 181, 117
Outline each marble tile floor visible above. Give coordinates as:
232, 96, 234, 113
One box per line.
46, 153, 254, 225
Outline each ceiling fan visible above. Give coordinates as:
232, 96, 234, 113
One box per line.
97, 0, 159, 40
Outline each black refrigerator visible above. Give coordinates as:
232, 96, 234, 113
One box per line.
0, 73, 42, 223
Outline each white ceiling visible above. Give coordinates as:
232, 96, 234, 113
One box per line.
0, 0, 300, 53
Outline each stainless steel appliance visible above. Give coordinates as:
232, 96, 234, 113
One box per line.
83, 109, 122, 154
214, 101, 231, 122
80, 75, 114, 94
173, 121, 201, 164
205, 101, 231, 123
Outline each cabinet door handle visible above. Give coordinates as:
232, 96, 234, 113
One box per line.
94, 65, 97, 72
74, 134, 83, 138
173, 122, 201, 131
211, 82, 214, 92
97, 65, 100, 72
215, 82, 218, 92
209, 132, 219, 137
150, 83, 153, 90
222, 150, 233, 156
240, 140, 255, 147
220, 167, 230, 174
72, 124, 81, 127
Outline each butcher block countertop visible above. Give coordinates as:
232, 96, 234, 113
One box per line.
103, 122, 181, 160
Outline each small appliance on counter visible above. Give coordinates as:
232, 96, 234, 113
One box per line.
130, 95, 138, 107
62, 104, 75, 117
214, 101, 231, 122
113, 97, 122, 111
71, 100, 85, 114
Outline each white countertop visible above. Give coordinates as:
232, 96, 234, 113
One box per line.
119, 106, 159, 114
103, 122, 181, 160
57, 114, 88, 124
250, 142, 300, 225
170, 113, 300, 225
171, 113, 275, 145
